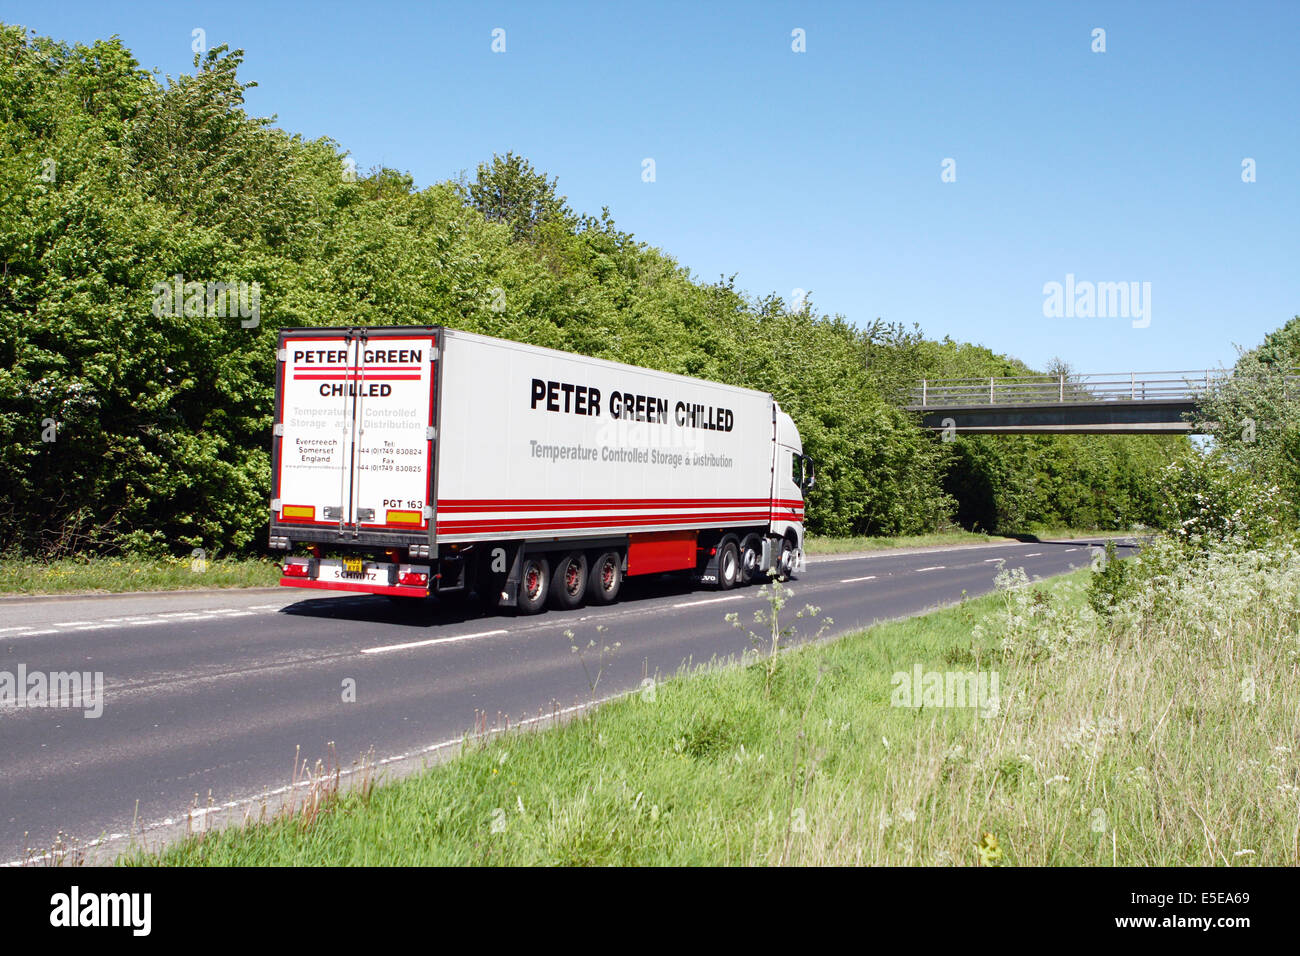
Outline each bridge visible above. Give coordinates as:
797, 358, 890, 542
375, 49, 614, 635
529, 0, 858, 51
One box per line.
904, 370, 1295, 435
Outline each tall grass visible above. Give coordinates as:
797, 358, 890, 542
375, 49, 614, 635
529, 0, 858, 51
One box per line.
0, 554, 280, 594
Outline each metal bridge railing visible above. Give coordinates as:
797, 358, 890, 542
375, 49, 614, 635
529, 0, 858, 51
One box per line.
909, 370, 1300, 408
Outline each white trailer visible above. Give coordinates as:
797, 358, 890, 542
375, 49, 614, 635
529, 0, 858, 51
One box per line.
269, 326, 813, 612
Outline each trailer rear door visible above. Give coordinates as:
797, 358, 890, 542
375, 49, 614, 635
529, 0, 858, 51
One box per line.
272, 328, 438, 538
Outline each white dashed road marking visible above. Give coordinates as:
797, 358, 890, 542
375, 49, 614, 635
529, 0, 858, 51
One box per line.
361, 629, 509, 655
840, 575, 877, 583
0, 605, 284, 640
671, 595, 747, 609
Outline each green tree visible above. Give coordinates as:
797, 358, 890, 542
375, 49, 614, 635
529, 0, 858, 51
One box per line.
463, 151, 571, 243
1193, 316, 1300, 506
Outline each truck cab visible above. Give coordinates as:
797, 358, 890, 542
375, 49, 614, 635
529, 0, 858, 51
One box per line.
772, 406, 812, 572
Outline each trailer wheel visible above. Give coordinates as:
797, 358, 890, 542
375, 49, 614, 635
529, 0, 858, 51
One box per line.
587, 551, 622, 605
517, 555, 550, 614
717, 540, 740, 590
548, 552, 588, 610
738, 534, 763, 586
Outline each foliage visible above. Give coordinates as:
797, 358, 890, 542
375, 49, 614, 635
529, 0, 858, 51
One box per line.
1155, 449, 1289, 549
1086, 541, 1131, 616
461, 151, 572, 243
1193, 318, 1300, 507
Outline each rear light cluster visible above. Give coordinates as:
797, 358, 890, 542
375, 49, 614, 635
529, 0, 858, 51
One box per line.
398, 565, 429, 587
283, 558, 312, 578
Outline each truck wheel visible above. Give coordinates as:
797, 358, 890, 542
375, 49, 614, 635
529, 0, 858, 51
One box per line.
517, 556, 550, 614
738, 534, 763, 586
548, 552, 588, 610
587, 551, 622, 604
717, 541, 740, 590
775, 540, 796, 582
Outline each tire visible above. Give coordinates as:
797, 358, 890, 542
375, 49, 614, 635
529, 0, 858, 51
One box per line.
775, 539, 796, 582
587, 550, 623, 605
517, 555, 550, 614
716, 540, 740, 590
738, 534, 763, 586
548, 551, 588, 610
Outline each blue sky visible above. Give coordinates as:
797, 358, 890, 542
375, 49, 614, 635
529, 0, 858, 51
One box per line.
5, 0, 1297, 374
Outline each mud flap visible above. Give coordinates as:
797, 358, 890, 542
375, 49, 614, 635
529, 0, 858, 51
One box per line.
696, 535, 737, 587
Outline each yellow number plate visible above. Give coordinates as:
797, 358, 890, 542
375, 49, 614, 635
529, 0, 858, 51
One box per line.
343, 556, 364, 574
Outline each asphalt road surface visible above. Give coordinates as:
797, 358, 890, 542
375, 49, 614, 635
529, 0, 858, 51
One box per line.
0, 537, 1135, 863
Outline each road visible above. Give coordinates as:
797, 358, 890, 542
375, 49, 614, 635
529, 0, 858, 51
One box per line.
0, 537, 1135, 864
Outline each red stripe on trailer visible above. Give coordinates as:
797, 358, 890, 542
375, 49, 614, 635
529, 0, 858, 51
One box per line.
292, 374, 422, 381
626, 531, 698, 575
296, 365, 422, 371
436, 510, 773, 535
437, 496, 786, 513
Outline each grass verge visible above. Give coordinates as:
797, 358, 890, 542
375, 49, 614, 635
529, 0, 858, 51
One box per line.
0, 555, 281, 595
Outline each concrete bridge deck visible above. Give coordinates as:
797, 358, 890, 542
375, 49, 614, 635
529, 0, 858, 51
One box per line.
904, 370, 1297, 434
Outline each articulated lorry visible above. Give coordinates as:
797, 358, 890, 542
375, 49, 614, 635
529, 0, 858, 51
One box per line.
268, 326, 813, 612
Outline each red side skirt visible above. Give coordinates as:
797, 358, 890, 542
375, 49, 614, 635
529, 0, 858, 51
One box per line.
626, 531, 698, 576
